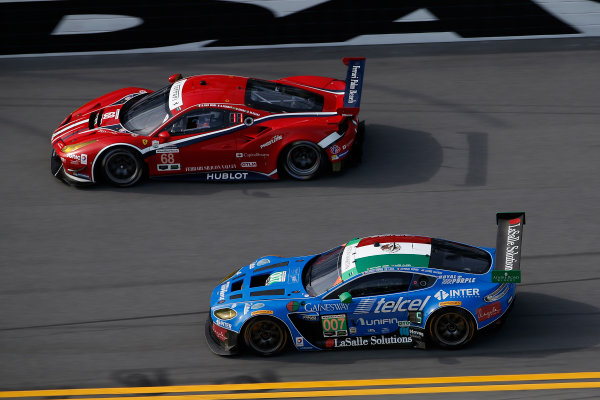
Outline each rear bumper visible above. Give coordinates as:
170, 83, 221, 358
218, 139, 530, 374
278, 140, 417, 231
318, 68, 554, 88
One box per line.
331, 120, 365, 171
204, 314, 241, 356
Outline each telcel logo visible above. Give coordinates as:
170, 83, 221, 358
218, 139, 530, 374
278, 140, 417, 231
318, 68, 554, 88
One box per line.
372, 296, 430, 313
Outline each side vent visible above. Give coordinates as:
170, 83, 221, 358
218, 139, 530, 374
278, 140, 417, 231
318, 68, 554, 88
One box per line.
231, 279, 243, 292
250, 274, 270, 287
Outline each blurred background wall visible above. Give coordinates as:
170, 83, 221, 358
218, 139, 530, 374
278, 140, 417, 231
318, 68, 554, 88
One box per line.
1, 0, 599, 56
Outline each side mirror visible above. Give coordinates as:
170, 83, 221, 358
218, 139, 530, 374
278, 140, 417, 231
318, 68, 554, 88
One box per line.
339, 292, 352, 304
158, 131, 170, 143
168, 73, 183, 84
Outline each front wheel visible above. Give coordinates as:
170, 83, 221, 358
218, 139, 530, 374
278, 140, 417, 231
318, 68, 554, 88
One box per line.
281, 141, 323, 180
101, 148, 144, 187
428, 308, 475, 349
243, 317, 288, 356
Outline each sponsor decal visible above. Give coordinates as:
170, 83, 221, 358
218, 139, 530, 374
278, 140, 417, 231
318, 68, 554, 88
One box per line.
265, 271, 286, 286
492, 270, 521, 283
360, 296, 431, 314
250, 303, 265, 310
260, 135, 282, 149
434, 289, 479, 300
304, 303, 350, 312
476, 301, 502, 322
214, 319, 232, 330
240, 161, 257, 168
295, 337, 304, 346
330, 145, 340, 154
505, 219, 522, 271
80, 154, 87, 165
207, 172, 249, 181
357, 317, 403, 326
169, 79, 186, 110
218, 281, 230, 302
243, 303, 251, 315
409, 327, 425, 339
287, 301, 300, 312
441, 275, 476, 285
300, 314, 318, 321
236, 152, 269, 158
152, 140, 159, 148
185, 163, 236, 172
251, 310, 274, 316
347, 64, 362, 105
157, 164, 181, 171
328, 335, 412, 348
156, 147, 179, 153
212, 323, 227, 342
439, 301, 462, 306
142, 139, 148, 146
349, 327, 357, 334
331, 150, 349, 161
321, 314, 348, 337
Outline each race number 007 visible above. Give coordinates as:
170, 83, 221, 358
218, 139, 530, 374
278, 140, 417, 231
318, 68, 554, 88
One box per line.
322, 314, 347, 332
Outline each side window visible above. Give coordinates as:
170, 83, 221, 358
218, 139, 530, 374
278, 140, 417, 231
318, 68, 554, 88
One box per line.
409, 274, 436, 291
168, 109, 229, 135
325, 272, 413, 299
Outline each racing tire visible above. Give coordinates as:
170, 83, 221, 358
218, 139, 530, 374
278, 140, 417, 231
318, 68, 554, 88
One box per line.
281, 141, 323, 180
101, 148, 144, 187
243, 317, 288, 356
427, 308, 475, 349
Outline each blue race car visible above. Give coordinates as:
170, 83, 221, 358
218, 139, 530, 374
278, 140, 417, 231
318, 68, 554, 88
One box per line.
205, 213, 525, 356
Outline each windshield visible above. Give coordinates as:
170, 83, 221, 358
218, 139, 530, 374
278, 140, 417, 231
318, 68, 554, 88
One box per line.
303, 246, 344, 296
120, 85, 172, 135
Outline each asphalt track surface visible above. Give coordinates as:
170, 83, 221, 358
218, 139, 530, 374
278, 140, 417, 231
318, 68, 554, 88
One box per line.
1, 38, 600, 399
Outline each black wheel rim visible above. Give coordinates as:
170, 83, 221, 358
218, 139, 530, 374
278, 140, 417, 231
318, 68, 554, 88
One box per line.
105, 151, 139, 184
247, 320, 284, 354
286, 144, 320, 177
434, 312, 470, 346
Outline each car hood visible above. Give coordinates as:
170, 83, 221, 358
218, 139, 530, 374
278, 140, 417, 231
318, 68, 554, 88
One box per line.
211, 255, 314, 306
51, 88, 148, 145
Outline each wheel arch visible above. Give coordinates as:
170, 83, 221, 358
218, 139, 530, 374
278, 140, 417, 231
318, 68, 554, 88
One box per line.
91, 143, 145, 183
238, 314, 294, 352
425, 305, 478, 348
425, 305, 478, 331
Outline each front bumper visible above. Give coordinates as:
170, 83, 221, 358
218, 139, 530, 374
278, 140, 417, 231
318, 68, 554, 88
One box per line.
204, 314, 241, 356
50, 148, 93, 186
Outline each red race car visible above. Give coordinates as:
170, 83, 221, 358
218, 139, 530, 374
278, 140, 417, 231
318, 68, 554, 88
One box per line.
50, 58, 366, 186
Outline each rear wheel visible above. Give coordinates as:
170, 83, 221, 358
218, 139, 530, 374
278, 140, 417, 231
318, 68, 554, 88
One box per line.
101, 148, 144, 187
243, 317, 288, 356
428, 308, 475, 349
282, 141, 323, 180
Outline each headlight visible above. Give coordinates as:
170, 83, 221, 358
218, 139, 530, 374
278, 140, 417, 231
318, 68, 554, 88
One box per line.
62, 140, 98, 153
214, 308, 237, 320
218, 268, 240, 284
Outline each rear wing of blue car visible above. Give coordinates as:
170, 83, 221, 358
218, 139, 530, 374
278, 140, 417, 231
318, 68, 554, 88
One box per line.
492, 212, 526, 283
338, 57, 366, 116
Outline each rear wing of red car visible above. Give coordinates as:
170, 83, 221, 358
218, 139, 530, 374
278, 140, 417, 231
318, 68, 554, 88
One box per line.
492, 212, 526, 283
337, 57, 366, 116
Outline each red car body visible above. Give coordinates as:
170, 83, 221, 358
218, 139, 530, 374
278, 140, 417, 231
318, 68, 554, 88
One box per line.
50, 58, 366, 186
